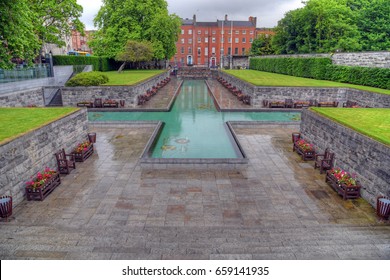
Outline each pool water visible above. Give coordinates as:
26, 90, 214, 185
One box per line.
89, 80, 300, 158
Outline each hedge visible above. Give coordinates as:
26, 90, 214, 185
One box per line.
52, 55, 119, 72
65, 71, 109, 86
250, 57, 390, 90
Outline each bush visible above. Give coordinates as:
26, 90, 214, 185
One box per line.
250, 57, 390, 90
65, 72, 109, 87
53, 55, 118, 72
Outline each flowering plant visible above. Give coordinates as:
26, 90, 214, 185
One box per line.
26, 168, 57, 189
295, 139, 314, 152
74, 140, 92, 153
328, 167, 358, 187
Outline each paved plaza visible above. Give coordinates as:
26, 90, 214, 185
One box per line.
0, 81, 389, 260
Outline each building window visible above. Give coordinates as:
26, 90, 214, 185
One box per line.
181, 29, 184, 34
188, 38, 192, 44
188, 47, 192, 54
228, 37, 231, 43
242, 30, 246, 34
250, 30, 254, 35
242, 38, 246, 43
198, 30, 201, 35
205, 30, 209, 35
181, 47, 184, 54
180, 57, 184, 64
197, 47, 201, 55
221, 30, 224, 35
235, 30, 239, 34
234, 47, 238, 55
242, 48, 246, 55
221, 37, 224, 43
250, 38, 253, 43
205, 37, 208, 43
198, 37, 201, 43
221, 48, 224, 55
228, 30, 231, 34
205, 47, 208, 56
181, 38, 185, 44
212, 30, 216, 34
212, 37, 216, 43
235, 38, 239, 43
228, 47, 231, 55
188, 29, 192, 35
212, 47, 215, 54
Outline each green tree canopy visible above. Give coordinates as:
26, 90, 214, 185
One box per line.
0, 0, 40, 68
115, 40, 154, 71
273, 0, 362, 54
90, 0, 181, 61
250, 35, 275, 56
0, 0, 84, 68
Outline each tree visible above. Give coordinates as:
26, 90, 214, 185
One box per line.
250, 35, 275, 56
0, 0, 40, 68
29, 0, 84, 49
115, 40, 154, 72
272, 0, 362, 53
90, 0, 181, 62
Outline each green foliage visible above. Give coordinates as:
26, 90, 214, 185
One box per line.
52, 56, 119, 72
250, 35, 275, 56
89, 0, 181, 60
0, 1, 40, 69
250, 57, 390, 90
65, 72, 109, 87
116, 41, 154, 63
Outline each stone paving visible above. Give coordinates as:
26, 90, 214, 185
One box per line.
0, 80, 389, 260
207, 79, 250, 110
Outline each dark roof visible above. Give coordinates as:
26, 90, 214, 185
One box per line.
218, 20, 255, 28
196, 22, 218, 27
182, 19, 194, 25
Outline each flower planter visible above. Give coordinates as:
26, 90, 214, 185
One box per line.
73, 142, 94, 162
325, 171, 361, 200
376, 196, 390, 220
0, 196, 12, 221
26, 172, 61, 201
88, 132, 96, 143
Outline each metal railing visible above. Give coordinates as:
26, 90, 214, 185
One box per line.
0, 64, 52, 84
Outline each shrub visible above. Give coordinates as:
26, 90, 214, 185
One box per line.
53, 55, 118, 72
65, 72, 109, 87
250, 57, 390, 90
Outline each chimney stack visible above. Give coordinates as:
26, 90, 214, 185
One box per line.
193, 14, 197, 23
225, 14, 228, 21
249, 16, 257, 27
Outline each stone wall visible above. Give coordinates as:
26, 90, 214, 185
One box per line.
0, 109, 89, 205
61, 72, 169, 108
300, 109, 390, 207
219, 72, 390, 108
0, 88, 45, 107
255, 51, 390, 68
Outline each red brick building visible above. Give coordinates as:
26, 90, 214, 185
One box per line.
71, 30, 94, 54
171, 15, 257, 68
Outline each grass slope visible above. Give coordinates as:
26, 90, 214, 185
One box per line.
226, 70, 390, 95
311, 108, 390, 146
103, 70, 165, 85
0, 108, 79, 144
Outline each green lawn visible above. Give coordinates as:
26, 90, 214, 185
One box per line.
311, 108, 390, 146
226, 70, 390, 95
103, 70, 165, 85
0, 108, 79, 144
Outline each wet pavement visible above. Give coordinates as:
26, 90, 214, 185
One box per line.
0, 79, 389, 260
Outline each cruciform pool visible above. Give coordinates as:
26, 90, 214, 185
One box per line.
88, 80, 300, 161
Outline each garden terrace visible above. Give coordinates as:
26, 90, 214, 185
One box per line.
102, 70, 165, 86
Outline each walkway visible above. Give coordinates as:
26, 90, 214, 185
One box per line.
207, 79, 251, 110
1, 125, 389, 259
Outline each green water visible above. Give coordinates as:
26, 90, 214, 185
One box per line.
88, 80, 300, 158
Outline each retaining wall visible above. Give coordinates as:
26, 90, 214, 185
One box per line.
0, 109, 89, 205
61, 72, 169, 108
0, 88, 45, 107
300, 109, 390, 207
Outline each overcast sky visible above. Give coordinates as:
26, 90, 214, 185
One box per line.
77, 0, 304, 30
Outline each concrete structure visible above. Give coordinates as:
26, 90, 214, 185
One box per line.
171, 15, 257, 68
0, 109, 88, 205
300, 109, 390, 207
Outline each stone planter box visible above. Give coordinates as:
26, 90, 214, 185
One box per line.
26, 172, 61, 201
73, 143, 94, 162
325, 171, 361, 200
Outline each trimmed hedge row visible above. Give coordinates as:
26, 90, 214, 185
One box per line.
250, 57, 390, 90
65, 71, 109, 87
53, 55, 119, 72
